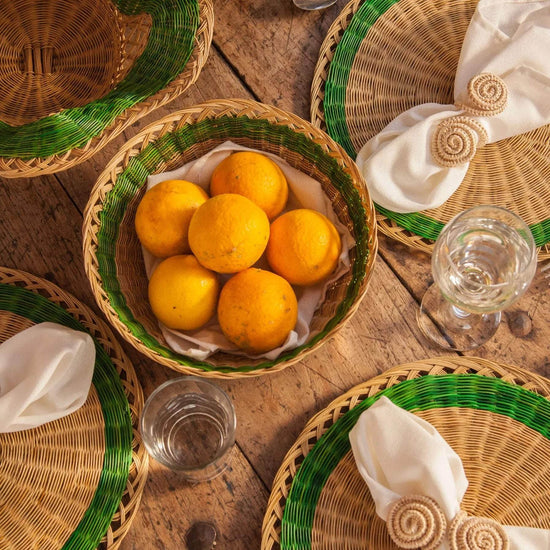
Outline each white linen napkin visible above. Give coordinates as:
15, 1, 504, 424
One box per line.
349, 396, 550, 549
0, 322, 95, 432
356, 0, 550, 213
144, 141, 354, 361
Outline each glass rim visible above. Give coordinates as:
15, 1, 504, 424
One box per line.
443, 205, 535, 239
140, 375, 237, 472
437, 204, 537, 289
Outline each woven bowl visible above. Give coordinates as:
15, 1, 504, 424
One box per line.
0, 0, 213, 178
82, 98, 377, 378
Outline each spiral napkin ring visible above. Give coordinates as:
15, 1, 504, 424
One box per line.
449, 510, 509, 550
460, 73, 509, 117
386, 495, 447, 550
431, 116, 488, 167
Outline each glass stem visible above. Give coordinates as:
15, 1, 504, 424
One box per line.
450, 305, 472, 319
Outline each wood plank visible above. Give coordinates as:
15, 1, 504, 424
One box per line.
56, 49, 254, 213
0, 175, 93, 305
379, 234, 550, 375
211, 0, 350, 119
121, 450, 269, 549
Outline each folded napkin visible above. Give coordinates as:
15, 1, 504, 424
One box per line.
0, 322, 95, 432
356, 0, 550, 213
349, 396, 550, 550
144, 141, 354, 362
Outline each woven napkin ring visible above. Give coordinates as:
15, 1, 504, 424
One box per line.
386, 495, 510, 550
431, 73, 508, 167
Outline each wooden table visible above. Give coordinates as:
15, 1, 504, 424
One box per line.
1, 2, 549, 548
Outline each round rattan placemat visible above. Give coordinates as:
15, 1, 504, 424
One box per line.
0, 267, 148, 549
311, 0, 550, 259
261, 356, 550, 549
0, 0, 213, 178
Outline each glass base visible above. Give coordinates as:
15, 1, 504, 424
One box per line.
293, 0, 337, 9
417, 284, 501, 351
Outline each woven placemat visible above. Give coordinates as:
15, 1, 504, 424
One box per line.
0, 267, 148, 549
261, 356, 550, 548
311, 0, 550, 259
0, 0, 213, 178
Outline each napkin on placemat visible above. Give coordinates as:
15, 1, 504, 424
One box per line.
349, 396, 550, 550
356, 0, 550, 213
0, 322, 95, 432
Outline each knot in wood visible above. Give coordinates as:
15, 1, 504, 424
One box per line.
507, 310, 532, 337
186, 521, 217, 550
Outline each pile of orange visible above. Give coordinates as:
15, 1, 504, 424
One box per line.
135, 151, 342, 354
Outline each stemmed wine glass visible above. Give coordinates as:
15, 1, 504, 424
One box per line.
417, 205, 537, 351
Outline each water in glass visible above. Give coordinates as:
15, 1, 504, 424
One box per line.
433, 215, 536, 313
140, 377, 236, 481
146, 393, 231, 470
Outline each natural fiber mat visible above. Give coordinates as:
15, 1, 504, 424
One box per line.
0, 0, 213, 178
261, 356, 550, 548
311, 0, 550, 259
0, 267, 148, 549
83, 98, 377, 378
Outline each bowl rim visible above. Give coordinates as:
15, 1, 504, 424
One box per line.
0, 0, 214, 178
82, 98, 378, 379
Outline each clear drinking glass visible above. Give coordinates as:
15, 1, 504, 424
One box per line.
417, 205, 537, 351
140, 377, 236, 482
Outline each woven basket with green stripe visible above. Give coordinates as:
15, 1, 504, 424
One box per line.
82, 98, 378, 378
0, 267, 148, 550
262, 356, 550, 548
0, 0, 213, 178
311, 0, 550, 259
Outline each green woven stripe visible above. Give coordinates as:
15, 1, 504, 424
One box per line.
281, 374, 550, 548
96, 115, 370, 373
0, 0, 199, 159
324, 0, 399, 159
323, 0, 550, 246
0, 283, 133, 550
376, 205, 550, 247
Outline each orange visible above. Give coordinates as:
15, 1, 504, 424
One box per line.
217, 268, 298, 354
135, 179, 209, 258
148, 255, 219, 331
188, 193, 270, 274
210, 151, 288, 220
266, 208, 342, 286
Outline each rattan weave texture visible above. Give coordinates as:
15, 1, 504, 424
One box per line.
82, 98, 377, 378
0, 267, 148, 549
0, 0, 213, 178
262, 356, 550, 549
311, 0, 550, 259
